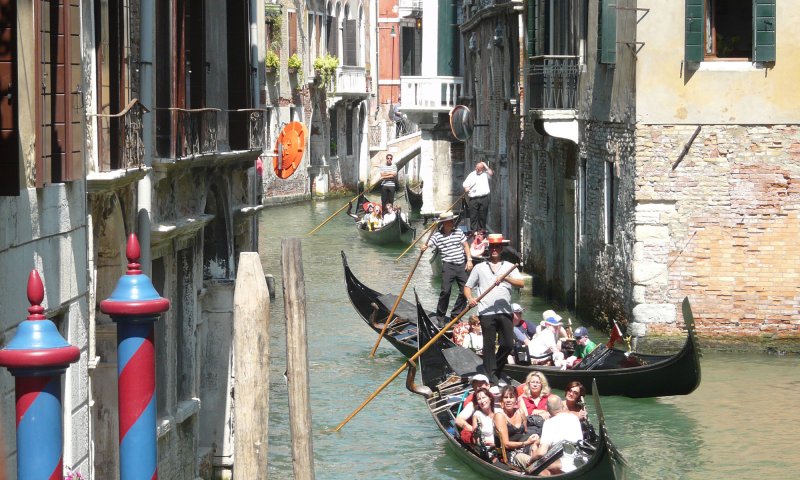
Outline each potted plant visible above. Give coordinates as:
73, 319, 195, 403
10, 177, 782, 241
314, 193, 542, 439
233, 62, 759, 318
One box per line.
287, 53, 302, 74
265, 50, 279, 74
313, 54, 339, 89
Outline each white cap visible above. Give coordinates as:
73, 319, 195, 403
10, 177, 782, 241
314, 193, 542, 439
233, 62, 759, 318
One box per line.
470, 374, 490, 385
542, 309, 563, 326
512, 303, 524, 313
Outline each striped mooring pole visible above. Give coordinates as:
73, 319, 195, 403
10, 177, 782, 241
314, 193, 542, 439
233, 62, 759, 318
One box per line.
0, 270, 80, 479
100, 234, 170, 480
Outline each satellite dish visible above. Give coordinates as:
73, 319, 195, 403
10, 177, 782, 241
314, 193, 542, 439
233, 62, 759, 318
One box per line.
273, 121, 307, 179
450, 105, 474, 142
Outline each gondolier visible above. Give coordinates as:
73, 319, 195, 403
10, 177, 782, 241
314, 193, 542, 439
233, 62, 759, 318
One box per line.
380, 154, 397, 213
464, 234, 525, 384
462, 161, 493, 230
421, 211, 472, 323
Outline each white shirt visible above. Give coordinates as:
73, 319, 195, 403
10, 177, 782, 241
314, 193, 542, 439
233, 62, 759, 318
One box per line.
463, 170, 491, 197
539, 413, 584, 472
382, 212, 397, 224
528, 329, 557, 357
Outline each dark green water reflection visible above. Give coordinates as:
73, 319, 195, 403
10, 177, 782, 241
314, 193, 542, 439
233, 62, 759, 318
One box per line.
260, 199, 800, 479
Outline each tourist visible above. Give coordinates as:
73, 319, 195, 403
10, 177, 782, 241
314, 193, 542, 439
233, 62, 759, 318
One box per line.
528, 311, 567, 368
518, 371, 551, 426
382, 203, 397, 225
563, 381, 588, 421
470, 229, 489, 257
470, 387, 497, 448
494, 385, 538, 470
455, 374, 491, 442
565, 327, 598, 368
525, 395, 583, 474
458, 315, 484, 355
380, 154, 397, 213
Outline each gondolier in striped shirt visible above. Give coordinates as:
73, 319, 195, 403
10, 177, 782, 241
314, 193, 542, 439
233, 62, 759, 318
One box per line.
421, 211, 473, 322
380, 154, 397, 213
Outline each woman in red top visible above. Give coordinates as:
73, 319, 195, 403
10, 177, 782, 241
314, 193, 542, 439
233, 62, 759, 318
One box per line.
518, 371, 551, 419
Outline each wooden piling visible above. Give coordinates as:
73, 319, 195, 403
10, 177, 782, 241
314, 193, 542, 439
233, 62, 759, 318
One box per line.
233, 252, 271, 478
281, 238, 316, 480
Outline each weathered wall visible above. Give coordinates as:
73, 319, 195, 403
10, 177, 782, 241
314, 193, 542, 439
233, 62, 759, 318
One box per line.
635, 124, 800, 338
636, 0, 800, 125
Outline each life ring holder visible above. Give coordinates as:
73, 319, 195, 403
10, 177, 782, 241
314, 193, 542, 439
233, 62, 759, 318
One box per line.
273, 121, 307, 179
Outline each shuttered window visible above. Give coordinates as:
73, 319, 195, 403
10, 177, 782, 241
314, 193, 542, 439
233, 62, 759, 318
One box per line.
36, 0, 84, 186
0, 0, 19, 195
753, 0, 776, 62
526, 0, 537, 56
327, 14, 337, 57
288, 11, 297, 56
598, 0, 616, 64
343, 19, 357, 66
684, 0, 704, 62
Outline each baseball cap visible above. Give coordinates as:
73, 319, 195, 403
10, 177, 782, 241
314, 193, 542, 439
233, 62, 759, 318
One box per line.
542, 309, 563, 326
512, 303, 524, 313
470, 374, 490, 385
574, 327, 589, 338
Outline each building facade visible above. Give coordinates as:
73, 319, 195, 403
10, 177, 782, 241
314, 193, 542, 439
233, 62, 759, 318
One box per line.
520, 0, 800, 342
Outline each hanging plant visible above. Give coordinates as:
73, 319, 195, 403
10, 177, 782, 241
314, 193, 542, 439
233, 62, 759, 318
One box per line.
265, 50, 279, 74
313, 54, 339, 89
287, 53, 302, 73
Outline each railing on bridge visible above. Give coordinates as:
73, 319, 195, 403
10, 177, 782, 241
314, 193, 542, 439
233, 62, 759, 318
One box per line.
400, 76, 464, 111
528, 55, 580, 110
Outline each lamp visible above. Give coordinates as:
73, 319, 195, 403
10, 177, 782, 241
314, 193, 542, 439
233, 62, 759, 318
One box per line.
493, 24, 504, 48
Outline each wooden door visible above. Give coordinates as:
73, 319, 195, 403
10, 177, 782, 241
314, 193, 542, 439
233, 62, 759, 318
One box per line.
0, 0, 19, 195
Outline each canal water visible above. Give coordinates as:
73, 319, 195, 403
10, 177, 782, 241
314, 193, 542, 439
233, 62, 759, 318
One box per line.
259, 199, 800, 479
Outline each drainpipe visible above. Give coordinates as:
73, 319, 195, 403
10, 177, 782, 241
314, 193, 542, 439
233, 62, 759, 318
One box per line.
137, 0, 155, 276
250, 0, 260, 250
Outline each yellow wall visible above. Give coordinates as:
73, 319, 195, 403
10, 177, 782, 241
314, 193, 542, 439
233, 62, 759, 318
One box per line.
636, 0, 800, 125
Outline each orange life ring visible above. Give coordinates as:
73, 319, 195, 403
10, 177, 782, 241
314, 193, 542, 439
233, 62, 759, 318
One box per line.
273, 121, 307, 179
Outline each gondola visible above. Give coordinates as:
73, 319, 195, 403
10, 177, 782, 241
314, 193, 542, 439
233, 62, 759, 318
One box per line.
503, 298, 702, 397
342, 251, 427, 357
405, 181, 423, 212
356, 213, 416, 245
409, 295, 625, 479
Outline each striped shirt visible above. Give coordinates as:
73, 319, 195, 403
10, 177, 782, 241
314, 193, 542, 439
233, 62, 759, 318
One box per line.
380, 164, 397, 187
429, 229, 468, 264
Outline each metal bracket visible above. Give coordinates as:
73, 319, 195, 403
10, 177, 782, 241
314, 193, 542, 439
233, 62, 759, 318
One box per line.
616, 6, 650, 23
617, 41, 646, 57
672, 126, 702, 170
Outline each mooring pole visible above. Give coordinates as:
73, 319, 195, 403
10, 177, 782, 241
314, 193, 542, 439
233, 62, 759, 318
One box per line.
0, 270, 80, 479
100, 234, 170, 480
281, 238, 315, 480
233, 252, 271, 477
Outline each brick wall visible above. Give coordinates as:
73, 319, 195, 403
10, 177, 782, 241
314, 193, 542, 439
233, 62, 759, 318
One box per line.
636, 124, 800, 338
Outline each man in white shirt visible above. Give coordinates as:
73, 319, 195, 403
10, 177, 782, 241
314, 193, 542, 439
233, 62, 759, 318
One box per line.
525, 395, 584, 474
462, 161, 493, 230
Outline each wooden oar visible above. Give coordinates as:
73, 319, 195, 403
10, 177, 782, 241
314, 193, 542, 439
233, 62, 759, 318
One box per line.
334, 263, 520, 432
369, 226, 438, 357
307, 185, 371, 236
395, 190, 469, 261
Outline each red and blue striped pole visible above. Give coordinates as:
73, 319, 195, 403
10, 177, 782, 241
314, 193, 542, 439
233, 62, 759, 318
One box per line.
0, 270, 80, 480
100, 234, 170, 480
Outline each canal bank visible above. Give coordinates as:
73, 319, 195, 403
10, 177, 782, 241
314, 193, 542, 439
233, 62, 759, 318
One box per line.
258, 198, 800, 479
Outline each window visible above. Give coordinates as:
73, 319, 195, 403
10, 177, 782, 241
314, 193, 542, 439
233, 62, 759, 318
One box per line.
329, 108, 337, 156
604, 160, 615, 245
0, 0, 19, 195
345, 109, 353, 155
685, 0, 775, 62
288, 11, 298, 56
579, 157, 587, 237
598, 0, 616, 64
36, 0, 85, 186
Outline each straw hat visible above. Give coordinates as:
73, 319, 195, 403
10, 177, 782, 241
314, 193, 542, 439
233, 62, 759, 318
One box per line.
487, 233, 509, 246
437, 211, 458, 223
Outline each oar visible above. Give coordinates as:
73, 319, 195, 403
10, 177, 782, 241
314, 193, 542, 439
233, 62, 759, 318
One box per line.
395, 190, 469, 261
369, 226, 438, 357
307, 185, 371, 236
334, 262, 520, 432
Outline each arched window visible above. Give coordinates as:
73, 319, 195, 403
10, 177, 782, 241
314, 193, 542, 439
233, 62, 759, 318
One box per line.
343, 4, 356, 66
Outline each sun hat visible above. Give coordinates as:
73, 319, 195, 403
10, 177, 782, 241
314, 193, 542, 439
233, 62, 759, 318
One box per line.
512, 303, 524, 313
574, 327, 589, 338
487, 233, 509, 246
470, 374, 490, 385
437, 211, 457, 223
542, 309, 563, 326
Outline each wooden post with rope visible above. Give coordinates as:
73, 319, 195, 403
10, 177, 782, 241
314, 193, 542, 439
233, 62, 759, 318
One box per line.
307, 184, 371, 236
369, 226, 438, 357
395, 190, 469, 261
334, 263, 520, 432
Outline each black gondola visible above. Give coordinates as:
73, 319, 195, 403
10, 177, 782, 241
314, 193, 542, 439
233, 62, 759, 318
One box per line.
356, 214, 416, 245
342, 251, 424, 357
409, 295, 626, 479
405, 181, 423, 212
503, 298, 702, 397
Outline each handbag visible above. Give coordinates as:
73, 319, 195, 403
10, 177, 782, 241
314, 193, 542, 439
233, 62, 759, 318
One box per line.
514, 345, 531, 365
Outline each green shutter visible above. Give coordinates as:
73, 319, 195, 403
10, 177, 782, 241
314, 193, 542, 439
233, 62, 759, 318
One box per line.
599, 1, 617, 64
685, 0, 703, 62
753, 0, 776, 62
438, 0, 456, 76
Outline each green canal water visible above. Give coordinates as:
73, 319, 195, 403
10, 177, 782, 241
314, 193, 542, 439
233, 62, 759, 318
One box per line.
258, 199, 800, 480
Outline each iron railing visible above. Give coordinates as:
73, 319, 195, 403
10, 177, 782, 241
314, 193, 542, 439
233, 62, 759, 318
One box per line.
528, 55, 580, 110
156, 107, 220, 158
93, 99, 149, 172
228, 109, 267, 150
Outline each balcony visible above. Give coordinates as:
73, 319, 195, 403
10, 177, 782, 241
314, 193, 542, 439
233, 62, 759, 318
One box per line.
156, 108, 220, 159
398, 0, 422, 18
328, 66, 369, 98
400, 76, 464, 113
87, 99, 150, 194
228, 109, 267, 151
527, 55, 580, 143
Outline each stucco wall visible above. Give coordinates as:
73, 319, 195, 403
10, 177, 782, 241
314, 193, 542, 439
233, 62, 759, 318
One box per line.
636, 0, 800, 125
